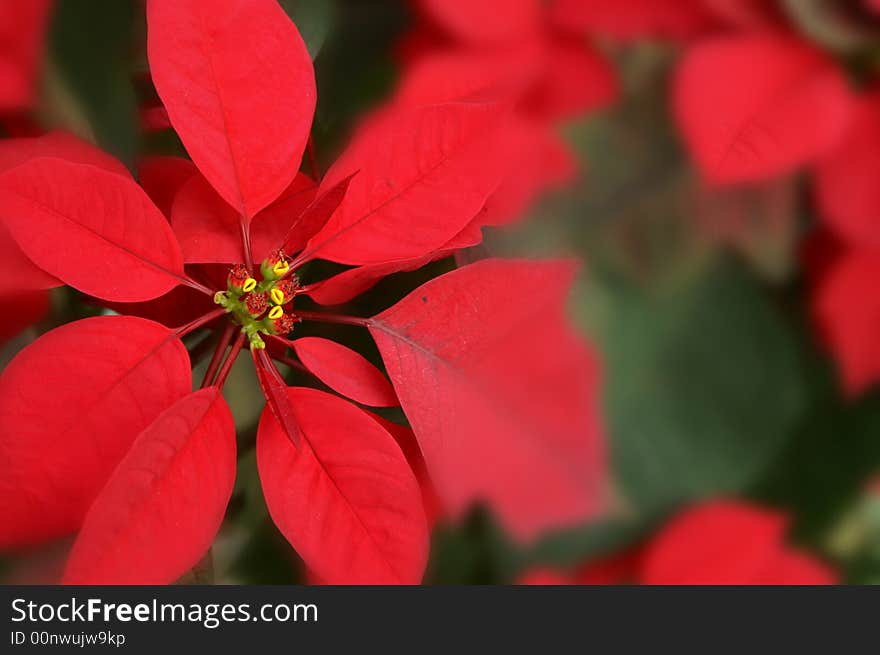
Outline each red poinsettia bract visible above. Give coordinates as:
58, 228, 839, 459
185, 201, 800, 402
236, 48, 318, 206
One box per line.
808, 90, 880, 393
0, 0, 605, 584
520, 500, 837, 585
391, 0, 617, 245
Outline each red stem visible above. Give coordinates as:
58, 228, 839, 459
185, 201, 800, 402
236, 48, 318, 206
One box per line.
215, 333, 246, 389
259, 348, 291, 387
175, 308, 226, 337
200, 323, 236, 389
182, 277, 215, 297
294, 310, 372, 328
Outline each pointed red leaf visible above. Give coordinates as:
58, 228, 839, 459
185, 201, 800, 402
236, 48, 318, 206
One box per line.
551, 0, 718, 40
304, 222, 478, 306
257, 387, 428, 583
301, 102, 518, 265
281, 173, 356, 255
369, 259, 606, 540
291, 337, 397, 407
252, 348, 302, 448
0, 131, 133, 294
137, 155, 198, 218
147, 0, 316, 219
172, 172, 316, 264
0, 316, 192, 548
673, 34, 854, 184
814, 90, 880, 248
0, 157, 186, 302
640, 501, 836, 584
0, 290, 48, 345
419, 0, 540, 44
62, 389, 236, 584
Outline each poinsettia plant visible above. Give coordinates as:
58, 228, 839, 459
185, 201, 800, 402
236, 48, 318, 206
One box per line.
7, 0, 880, 588
0, 0, 604, 584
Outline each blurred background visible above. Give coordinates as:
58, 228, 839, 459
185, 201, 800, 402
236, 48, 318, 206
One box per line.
2, 0, 880, 584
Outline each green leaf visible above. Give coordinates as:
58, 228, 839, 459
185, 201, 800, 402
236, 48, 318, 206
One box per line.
598, 260, 806, 515
278, 0, 335, 60
754, 356, 880, 542
46, 0, 139, 169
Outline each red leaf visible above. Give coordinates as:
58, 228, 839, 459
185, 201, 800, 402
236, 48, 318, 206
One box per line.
62, 389, 236, 584
147, 0, 316, 219
306, 258, 434, 306
369, 259, 606, 540
137, 156, 198, 218
754, 551, 837, 585
640, 501, 836, 584
0, 0, 52, 111
303, 102, 517, 265
0, 290, 48, 345
0, 316, 192, 548
812, 250, 880, 395
673, 34, 854, 184
814, 90, 880, 248
172, 172, 316, 264
419, 0, 541, 45
0, 158, 187, 302
304, 224, 476, 306
551, 0, 718, 40
257, 387, 428, 583
0, 131, 132, 294
291, 336, 397, 407
282, 173, 356, 255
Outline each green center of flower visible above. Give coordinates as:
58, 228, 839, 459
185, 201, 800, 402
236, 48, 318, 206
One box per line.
213, 251, 299, 349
